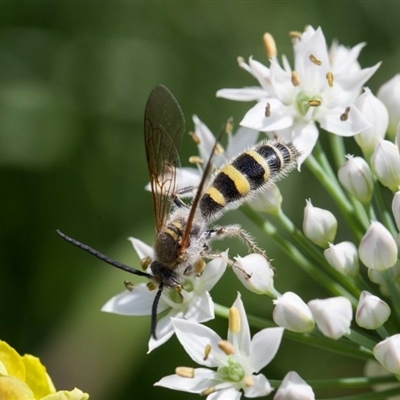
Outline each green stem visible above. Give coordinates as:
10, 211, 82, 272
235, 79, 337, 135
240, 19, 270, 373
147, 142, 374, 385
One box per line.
373, 179, 397, 236
323, 387, 400, 400
328, 133, 347, 170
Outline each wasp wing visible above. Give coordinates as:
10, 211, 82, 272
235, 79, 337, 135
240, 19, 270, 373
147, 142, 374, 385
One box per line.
144, 85, 185, 232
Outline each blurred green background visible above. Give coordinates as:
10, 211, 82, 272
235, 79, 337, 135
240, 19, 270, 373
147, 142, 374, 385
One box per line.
1, 2, 399, 399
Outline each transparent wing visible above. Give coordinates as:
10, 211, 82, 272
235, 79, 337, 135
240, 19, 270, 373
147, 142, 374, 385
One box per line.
144, 85, 185, 232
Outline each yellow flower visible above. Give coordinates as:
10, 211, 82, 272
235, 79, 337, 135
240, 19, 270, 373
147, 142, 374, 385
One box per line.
0, 340, 89, 400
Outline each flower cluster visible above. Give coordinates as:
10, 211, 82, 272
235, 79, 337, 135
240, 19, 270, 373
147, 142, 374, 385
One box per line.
99, 26, 400, 398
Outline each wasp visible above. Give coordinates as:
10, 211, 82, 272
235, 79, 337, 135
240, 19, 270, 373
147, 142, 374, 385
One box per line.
57, 85, 299, 338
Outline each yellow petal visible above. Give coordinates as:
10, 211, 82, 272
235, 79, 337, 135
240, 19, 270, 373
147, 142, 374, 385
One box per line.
0, 375, 34, 400
41, 387, 89, 400
0, 341, 25, 380
22, 354, 55, 398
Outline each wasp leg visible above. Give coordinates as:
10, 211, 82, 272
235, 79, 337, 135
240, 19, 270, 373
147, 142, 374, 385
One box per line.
202, 224, 268, 259
203, 251, 252, 280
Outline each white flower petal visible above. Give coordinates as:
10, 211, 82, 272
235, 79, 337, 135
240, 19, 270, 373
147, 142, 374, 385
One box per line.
209, 387, 242, 400
225, 126, 259, 158
101, 285, 168, 315
249, 327, 284, 372
243, 374, 272, 398
228, 293, 251, 357
274, 371, 315, 400
172, 318, 225, 367
128, 237, 154, 260
291, 122, 319, 167
217, 87, 268, 102
184, 291, 214, 322
198, 256, 228, 292
148, 313, 176, 353
193, 115, 221, 162
240, 100, 293, 132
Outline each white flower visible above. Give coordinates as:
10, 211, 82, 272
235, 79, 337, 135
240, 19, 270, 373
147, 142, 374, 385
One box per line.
233, 254, 277, 296
358, 221, 398, 271
378, 74, 400, 139
274, 371, 315, 400
338, 155, 373, 204
392, 191, 400, 231
102, 238, 227, 353
303, 199, 337, 247
356, 291, 391, 330
354, 88, 388, 154
155, 293, 284, 399
248, 183, 283, 215
308, 296, 352, 339
372, 138, 400, 192
324, 241, 359, 277
273, 292, 315, 333
217, 26, 379, 167
374, 334, 400, 375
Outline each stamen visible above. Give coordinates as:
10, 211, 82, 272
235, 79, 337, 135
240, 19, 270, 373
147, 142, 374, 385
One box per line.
201, 387, 216, 396
244, 376, 254, 387
263, 33, 277, 58
340, 107, 351, 121
214, 143, 224, 155
189, 156, 204, 165
308, 99, 321, 107
289, 31, 302, 41
225, 117, 234, 135
265, 102, 271, 117
229, 306, 241, 333
203, 344, 212, 361
326, 72, 334, 87
147, 281, 157, 291
175, 367, 195, 378
237, 56, 246, 68
291, 71, 300, 87
124, 281, 134, 291
309, 54, 322, 66
189, 131, 200, 145
141, 256, 152, 270
218, 340, 235, 355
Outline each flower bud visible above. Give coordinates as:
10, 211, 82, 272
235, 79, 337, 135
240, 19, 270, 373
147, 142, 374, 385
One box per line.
356, 291, 391, 329
233, 254, 276, 296
274, 371, 315, 400
354, 88, 388, 154
372, 138, 400, 192
338, 156, 373, 203
392, 191, 400, 231
373, 334, 400, 375
377, 74, 400, 139
273, 292, 315, 333
308, 297, 352, 340
324, 241, 359, 277
303, 200, 337, 247
359, 221, 398, 270
248, 184, 282, 215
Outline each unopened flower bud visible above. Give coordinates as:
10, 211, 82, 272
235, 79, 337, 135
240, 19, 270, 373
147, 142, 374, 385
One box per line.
356, 291, 391, 329
374, 334, 400, 375
338, 156, 373, 203
392, 191, 400, 231
324, 241, 359, 277
372, 138, 400, 192
359, 221, 398, 270
303, 200, 337, 247
233, 254, 276, 296
377, 74, 400, 139
274, 371, 315, 400
308, 297, 352, 340
354, 88, 388, 154
248, 184, 282, 215
273, 292, 315, 333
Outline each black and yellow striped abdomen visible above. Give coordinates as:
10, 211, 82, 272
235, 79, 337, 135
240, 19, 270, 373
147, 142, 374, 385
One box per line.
199, 140, 299, 220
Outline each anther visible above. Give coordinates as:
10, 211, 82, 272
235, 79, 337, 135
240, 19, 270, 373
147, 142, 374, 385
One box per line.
189, 131, 200, 145
237, 56, 246, 68
309, 54, 322, 66
218, 340, 235, 355
340, 107, 351, 121
265, 102, 271, 117
203, 344, 212, 361
189, 156, 204, 165
141, 256, 152, 270
289, 31, 302, 41
225, 117, 234, 135
229, 306, 241, 333
308, 99, 321, 107
201, 387, 216, 396
214, 143, 224, 155
124, 281, 134, 291
244, 376, 254, 387
176, 367, 195, 378
263, 33, 277, 58
147, 281, 157, 291
326, 72, 334, 87
291, 71, 300, 87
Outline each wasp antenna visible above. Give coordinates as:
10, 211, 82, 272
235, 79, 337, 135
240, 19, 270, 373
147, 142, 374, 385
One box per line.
151, 284, 164, 339
56, 229, 152, 279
